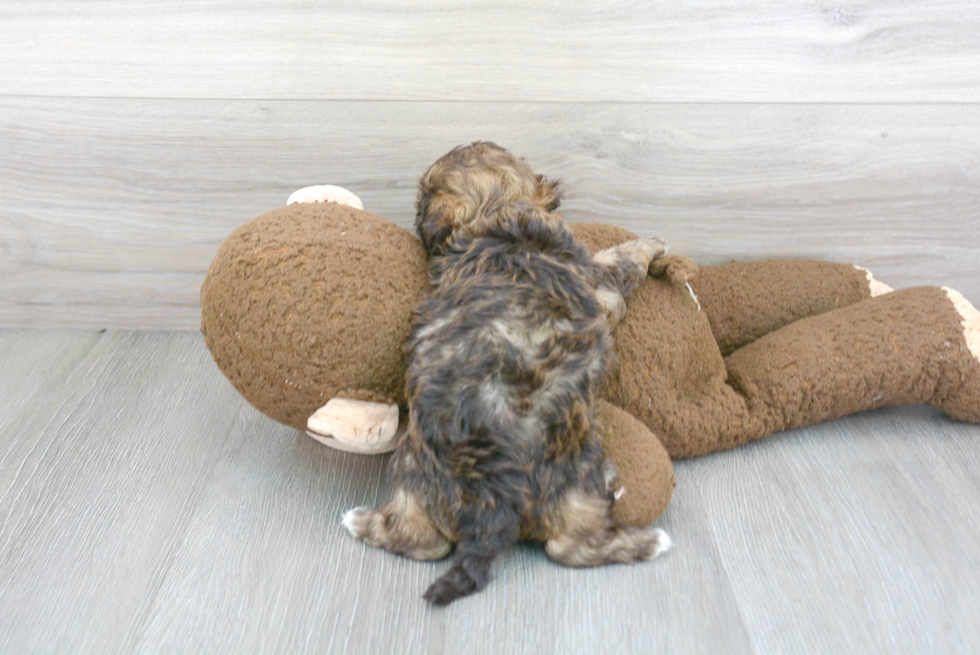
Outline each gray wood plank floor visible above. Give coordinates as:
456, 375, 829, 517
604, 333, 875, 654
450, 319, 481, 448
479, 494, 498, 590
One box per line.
1, 329, 977, 654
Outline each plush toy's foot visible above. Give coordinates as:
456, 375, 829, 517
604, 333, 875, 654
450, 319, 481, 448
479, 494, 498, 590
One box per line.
853, 265, 894, 297
934, 287, 980, 423
306, 398, 400, 454
287, 184, 364, 209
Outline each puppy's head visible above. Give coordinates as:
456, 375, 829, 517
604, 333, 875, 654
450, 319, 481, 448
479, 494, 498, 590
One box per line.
415, 142, 561, 254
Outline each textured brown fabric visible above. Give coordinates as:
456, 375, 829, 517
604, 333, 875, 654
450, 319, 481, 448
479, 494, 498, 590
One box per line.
201, 203, 428, 430
201, 208, 678, 526
603, 273, 751, 459
725, 286, 980, 439
598, 401, 675, 527
202, 210, 980, 522
567, 223, 640, 254
569, 222, 980, 458
694, 260, 871, 355
570, 223, 752, 458
612, 285, 980, 459
570, 223, 874, 354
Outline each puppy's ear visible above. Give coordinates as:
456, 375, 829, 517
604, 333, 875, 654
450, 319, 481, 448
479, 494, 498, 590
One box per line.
415, 193, 459, 255
535, 175, 562, 211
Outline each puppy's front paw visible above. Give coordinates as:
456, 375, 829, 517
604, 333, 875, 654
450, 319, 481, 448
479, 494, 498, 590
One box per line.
287, 184, 364, 209
625, 237, 667, 270
342, 507, 374, 538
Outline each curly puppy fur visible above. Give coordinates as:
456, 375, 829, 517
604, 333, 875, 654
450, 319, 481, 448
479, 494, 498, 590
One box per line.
343, 142, 670, 605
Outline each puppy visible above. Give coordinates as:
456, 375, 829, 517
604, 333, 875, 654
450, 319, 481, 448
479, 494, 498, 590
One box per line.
343, 142, 671, 605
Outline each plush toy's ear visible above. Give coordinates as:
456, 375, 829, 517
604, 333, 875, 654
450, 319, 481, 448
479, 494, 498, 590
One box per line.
286, 185, 363, 209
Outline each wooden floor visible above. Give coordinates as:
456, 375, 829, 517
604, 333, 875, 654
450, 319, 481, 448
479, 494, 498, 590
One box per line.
0, 329, 977, 654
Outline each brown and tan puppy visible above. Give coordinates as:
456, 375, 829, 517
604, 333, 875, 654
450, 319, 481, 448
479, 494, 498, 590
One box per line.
343, 142, 671, 605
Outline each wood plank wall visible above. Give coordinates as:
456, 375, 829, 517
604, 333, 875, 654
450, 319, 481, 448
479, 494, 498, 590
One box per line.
2, 1, 978, 329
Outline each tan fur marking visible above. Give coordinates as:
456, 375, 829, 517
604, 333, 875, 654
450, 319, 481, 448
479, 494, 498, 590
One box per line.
416, 142, 560, 247
622, 238, 667, 269
593, 248, 621, 268
596, 287, 627, 326
343, 488, 451, 560
544, 490, 671, 567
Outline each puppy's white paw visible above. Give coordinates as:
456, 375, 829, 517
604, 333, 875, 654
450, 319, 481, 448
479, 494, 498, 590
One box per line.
646, 528, 672, 560
287, 184, 364, 209
342, 507, 372, 538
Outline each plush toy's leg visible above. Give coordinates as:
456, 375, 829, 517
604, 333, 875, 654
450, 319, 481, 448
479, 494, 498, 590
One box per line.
692, 260, 892, 355
854, 265, 895, 297
610, 282, 979, 459
723, 286, 980, 443
343, 487, 452, 560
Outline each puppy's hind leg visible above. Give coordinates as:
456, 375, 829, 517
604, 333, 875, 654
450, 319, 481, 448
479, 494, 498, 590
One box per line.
343, 487, 452, 561
544, 490, 671, 567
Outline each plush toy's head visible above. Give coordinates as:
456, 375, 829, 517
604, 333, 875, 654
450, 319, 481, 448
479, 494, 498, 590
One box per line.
201, 201, 675, 527
201, 202, 427, 430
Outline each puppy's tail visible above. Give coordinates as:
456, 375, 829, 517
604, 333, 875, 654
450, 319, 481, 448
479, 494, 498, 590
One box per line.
423, 507, 519, 606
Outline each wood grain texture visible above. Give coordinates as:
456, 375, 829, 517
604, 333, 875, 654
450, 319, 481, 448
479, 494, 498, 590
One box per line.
0, 331, 977, 654
2, 1, 980, 102
130, 414, 752, 655
690, 407, 980, 653
2, 98, 978, 329
0, 331, 245, 654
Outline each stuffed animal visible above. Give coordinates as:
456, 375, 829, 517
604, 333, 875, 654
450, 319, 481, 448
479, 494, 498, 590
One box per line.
201, 188, 980, 528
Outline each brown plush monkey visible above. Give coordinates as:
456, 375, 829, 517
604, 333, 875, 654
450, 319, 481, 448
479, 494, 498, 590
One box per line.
201, 191, 979, 527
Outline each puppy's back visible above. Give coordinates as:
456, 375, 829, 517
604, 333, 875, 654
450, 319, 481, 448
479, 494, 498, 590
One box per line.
404, 206, 613, 603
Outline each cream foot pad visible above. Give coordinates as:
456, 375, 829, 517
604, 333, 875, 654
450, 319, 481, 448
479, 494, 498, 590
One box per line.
307, 398, 400, 454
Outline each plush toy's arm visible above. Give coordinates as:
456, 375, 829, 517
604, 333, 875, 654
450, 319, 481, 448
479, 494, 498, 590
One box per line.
692, 260, 893, 356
